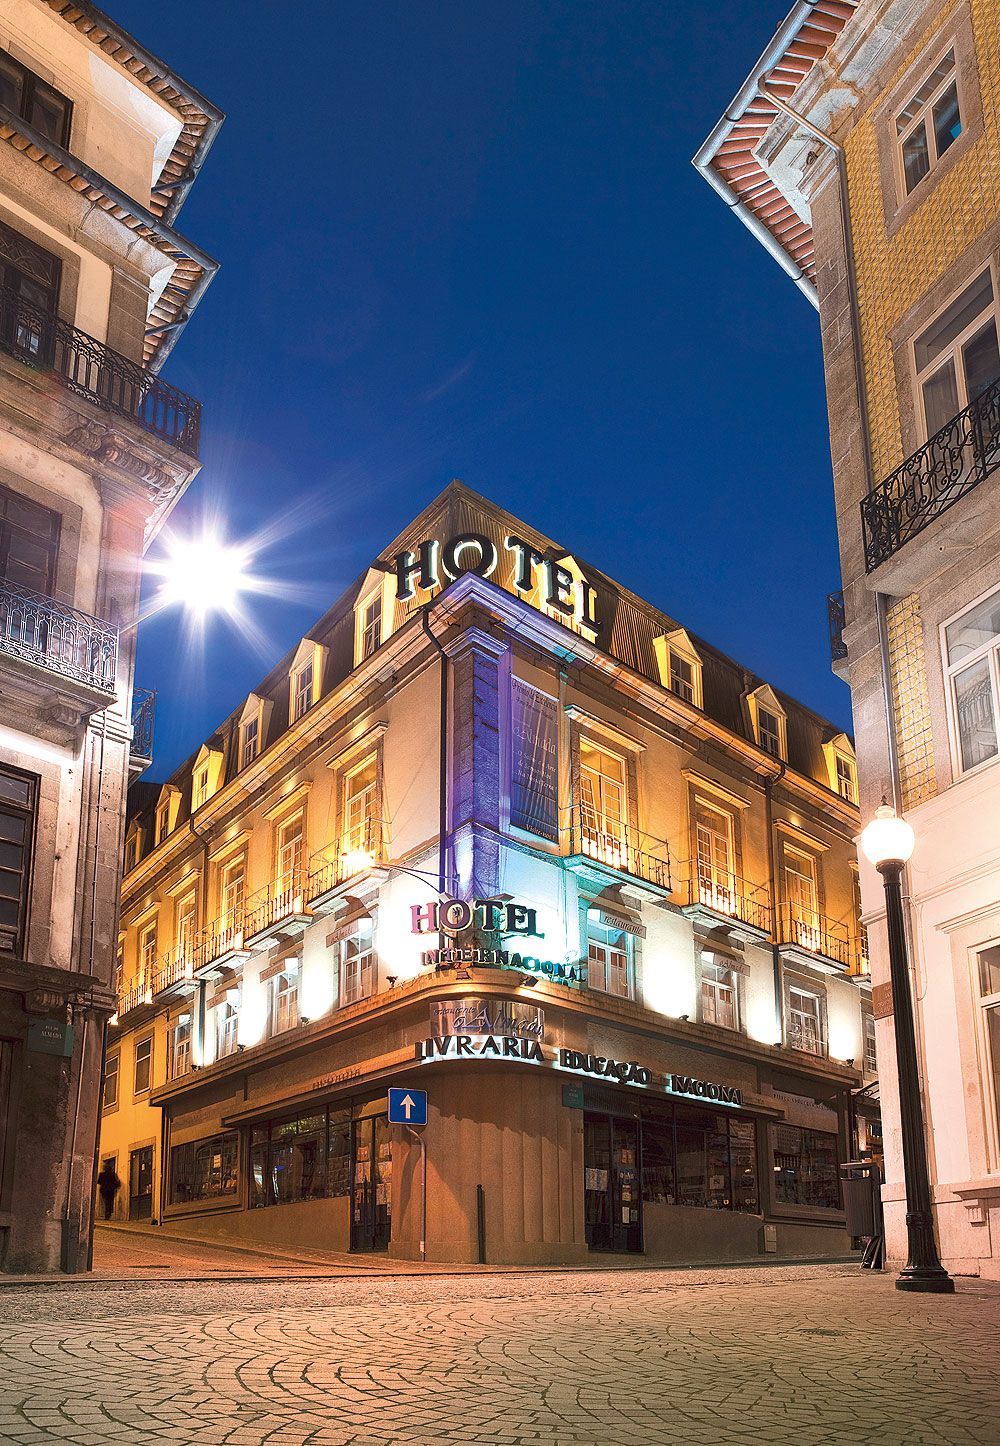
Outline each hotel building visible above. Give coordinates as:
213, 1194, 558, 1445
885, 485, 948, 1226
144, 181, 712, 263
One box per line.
101, 484, 874, 1265
697, 0, 1000, 1275
0, 1, 220, 1270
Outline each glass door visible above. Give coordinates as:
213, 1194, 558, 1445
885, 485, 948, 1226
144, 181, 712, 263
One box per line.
695, 801, 734, 914
350, 1115, 391, 1252
584, 1114, 642, 1253
579, 740, 627, 869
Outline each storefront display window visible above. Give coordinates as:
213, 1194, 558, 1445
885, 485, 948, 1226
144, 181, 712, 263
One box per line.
170, 1133, 238, 1204
771, 1124, 840, 1210
250, 1106, 353, 1209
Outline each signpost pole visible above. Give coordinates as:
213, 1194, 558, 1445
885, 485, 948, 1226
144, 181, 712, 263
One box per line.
406, 1124, 427, 1262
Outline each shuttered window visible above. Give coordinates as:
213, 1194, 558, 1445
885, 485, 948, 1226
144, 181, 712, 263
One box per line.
510, 680, 558, 841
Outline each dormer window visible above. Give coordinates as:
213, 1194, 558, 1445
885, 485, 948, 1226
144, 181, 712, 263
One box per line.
758, 707, 782, 757
240, 715, 259, 770
0, 52, 72, 148
835, 753, 857, 803
292, 661, 313, 721
822, 732, 858, 803
192, 766, 209, 810
359, 591, 382, 662
669, 651, 695, 704
747, 685, 787, 761
155, 803, 169, 846
125, 834, 138, 872
654, 629, 703, 709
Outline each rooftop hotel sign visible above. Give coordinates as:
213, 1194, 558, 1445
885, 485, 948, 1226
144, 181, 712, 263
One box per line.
392, 532, 602, 633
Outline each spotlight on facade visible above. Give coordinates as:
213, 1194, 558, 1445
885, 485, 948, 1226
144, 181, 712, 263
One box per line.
342, 848, 375, 877
148, 528, 250, 619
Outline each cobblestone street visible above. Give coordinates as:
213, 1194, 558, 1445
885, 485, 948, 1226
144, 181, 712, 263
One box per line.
0, 1264, 997, 1444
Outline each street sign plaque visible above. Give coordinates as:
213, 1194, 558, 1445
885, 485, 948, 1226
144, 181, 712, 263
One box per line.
388, 1087, 428, 1126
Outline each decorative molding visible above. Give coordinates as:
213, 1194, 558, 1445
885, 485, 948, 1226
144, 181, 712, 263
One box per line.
682, 768, 752, 811
565, 705, 645, 754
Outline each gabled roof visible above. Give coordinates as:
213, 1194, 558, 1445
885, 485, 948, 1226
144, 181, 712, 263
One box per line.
692, 0, 859, 306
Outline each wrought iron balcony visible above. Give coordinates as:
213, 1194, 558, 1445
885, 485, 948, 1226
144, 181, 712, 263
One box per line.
682, 870, 772, 937
850, 925, 870, 980
152, 945, 197, 998
244, 869, 312, 946
195, 915, 249, 977
117, 979, 153, 1016
828, 589, 847, 664
776, 902, 852, 972
0, 576, 117, 694
861, 376, 1000, 571
567, 808, 671, 892
0, 283, 201, 457
306, 825, 387, 910
130, 686, 155, 774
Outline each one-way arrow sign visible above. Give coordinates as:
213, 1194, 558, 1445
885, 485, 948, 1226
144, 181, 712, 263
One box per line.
388, 1087, 428, 1127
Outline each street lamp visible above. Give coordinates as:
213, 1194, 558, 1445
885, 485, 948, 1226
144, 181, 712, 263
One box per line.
860, 801, 954, 1294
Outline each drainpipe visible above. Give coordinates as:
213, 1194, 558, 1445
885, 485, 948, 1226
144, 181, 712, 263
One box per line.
764, 760, 787, 1043
757, 80, 900, 810
189, 813, 212, 1066
422, 606, 450, 952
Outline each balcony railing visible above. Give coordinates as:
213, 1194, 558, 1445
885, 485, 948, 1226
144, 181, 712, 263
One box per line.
861, 375, 1000, 571
199, 914, 247, 970
850, 925, 870, 979
152, 946, 196, 997
0, 283, 201, 457
776, 903, 852, 971
307, 826, 386, 904
245, 869, 311, 942
117, 980, 152, 1016
568, 809, 671, 891
828, 589, 847, 664
0, 577, 117, 693
131, 687, 155, 763
685, 871, 772, 935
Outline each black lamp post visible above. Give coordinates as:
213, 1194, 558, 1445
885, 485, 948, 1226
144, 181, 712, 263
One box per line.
860, 803, 953, 1293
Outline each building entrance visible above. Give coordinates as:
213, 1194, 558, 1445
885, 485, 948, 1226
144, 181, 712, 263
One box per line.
584, 1113, 642, 1252
128, 1145, 153, 1221
350, 1114, 391, 1251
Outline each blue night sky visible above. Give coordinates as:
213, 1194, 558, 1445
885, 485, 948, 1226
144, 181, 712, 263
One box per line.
115, 0, 850, 779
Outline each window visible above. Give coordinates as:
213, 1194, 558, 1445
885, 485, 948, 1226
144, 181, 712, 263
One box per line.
637, 1109, 758, 1213
341, 920, 375, 1005
784, 847, 819, 944
943, 587, 1000, 774
240, 715, 259, 770
510, 680, 558, 841
896, 49, 961, 195
0, 219, 61, 361
275, 814, 304, 891
170, 1133, 238, 1204
216, 999, 239, 1059
835, 753, 857, 803
0, 765, 37, 956
155, 804, 169, 846
344, 758, 378, 862
772, 1125, 840, 1209
103, 1053, 120, 1111
124, 835, 138, 873
133, 1035, 152, 1095
579, 739, 627, 863
669, 651, 695, 704
270, 970, 299, 1036
192, 766, 209, 811
694, 800, 735, 913
0, 53, 72, 148
788, 986, 824, 1056
359, 591, 382, 661
586, 916, 633, 999
176, 894, 197, 967
757, 706, 782, 757
292, 661, 314, 721
220, 858, 245, 932
249, 1107, 351, 1209
915, 270, 1000, 442
0, 482, 60, 595
701, 955, 739, 1031
976, 945, 1000, 1148
171, 1019, 191, 1080
864, 1014, 878, 1076
138, 921, 157, 989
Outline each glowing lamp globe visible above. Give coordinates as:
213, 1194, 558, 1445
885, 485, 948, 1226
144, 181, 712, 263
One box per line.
158, 532, 248, 617
860, 803, 915, 869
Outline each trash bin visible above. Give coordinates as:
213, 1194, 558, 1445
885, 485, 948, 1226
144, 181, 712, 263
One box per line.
841, 1160, 882, 1239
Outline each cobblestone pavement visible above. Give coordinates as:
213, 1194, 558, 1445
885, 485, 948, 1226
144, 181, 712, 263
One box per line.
0, 1264, 996, 1445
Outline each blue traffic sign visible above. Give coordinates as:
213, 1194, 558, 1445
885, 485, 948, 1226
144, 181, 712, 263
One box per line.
388, 1087, 428, 1126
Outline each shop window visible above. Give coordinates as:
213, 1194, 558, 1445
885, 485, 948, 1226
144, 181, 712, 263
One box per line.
133, 1035, 152, 1095
240, 715, 259, 770
0, 53, 72, 148
864, 1014, 878, 1076
896, 48, 961, 195
249, 1107, 351, 1208
976, 944, 1000, 1145
0, 481, 60, 595
217, 999, 239, 1059
510, 679, 558, 841
343, 758, 378, 864
637, 1109, 758, 1214
788, 985, 825, 1056
0, 764, 37, 957
943, 586, 1000, 775
586, 916, 633, 1000
700, 955, 739, 1031
170, 1133, 238, 1204
269, 970, 299, 1036
171, 1019, 191, 1079
341, 920, 375, 1005
915, 269, 999, 440
771, 1124, 840, 1210
103, 1052, 119, 1111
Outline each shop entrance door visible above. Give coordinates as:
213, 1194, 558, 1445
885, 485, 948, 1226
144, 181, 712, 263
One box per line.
584, 1114, 642, 1252
351, 1115, 391, 1251
128, 1145, 153, 1221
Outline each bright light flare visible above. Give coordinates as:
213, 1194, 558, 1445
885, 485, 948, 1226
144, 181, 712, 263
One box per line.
151, 531, 250, 618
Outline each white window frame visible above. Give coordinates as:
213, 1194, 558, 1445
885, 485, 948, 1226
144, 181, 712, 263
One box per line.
586, 917, 633, 1000
668, 649, 695, 704
192, 766, 209, 811
176, 892, 198, 968
171, 1018, 191, 1079
895, 46, 962, 198
219, 857, 246, 932
269, 969, 299, 1036
133, 1034, 153, 1095
941, 582, 1000, 779
341, 921, 375, 1006
125, 834, 138, 872
788, 985, 824, 1057
357, 589, 382, 664
974, 940, 1000, 1168
694, 798, 736, 914
343, 756, 378, 861
275, 812, 304, 891
914, 265, 998, 442
291, 660, 314, 721
579, 737, 628, 863
700, 954, 739, 1031
757, 706, 782, 758
138, 920, 157, 989
863, 1013, 878, 1076
217, 1000, 239, 1059
155, 803, 169, 846
784, 845, 820, 944
835, 752, 857, 804
103, 1051, 120, 1110
240, 714, 259, 770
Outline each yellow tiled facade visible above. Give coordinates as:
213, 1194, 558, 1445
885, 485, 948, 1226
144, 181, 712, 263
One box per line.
884, 594, 937, 809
